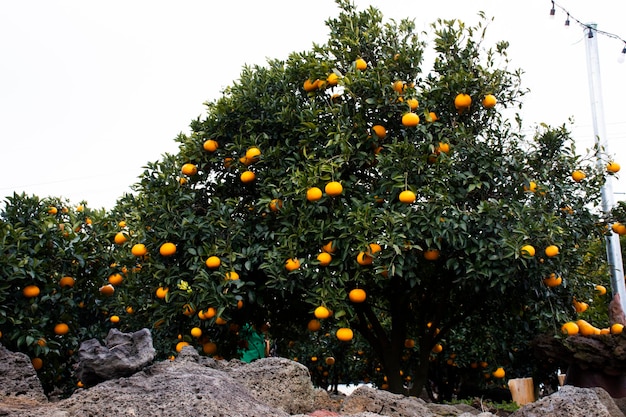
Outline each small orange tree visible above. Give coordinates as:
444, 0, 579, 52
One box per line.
105, 1, 610, 394
0, 193, 118, 394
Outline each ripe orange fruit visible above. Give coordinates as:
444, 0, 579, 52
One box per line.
336, 328, 354, 342
240, 170, 256, 183
612, 222, 626, 235
356, 251, 373, 266
48, 206, 58, 215
225, 271, 240, 280
367, 243, 382, 255
327, 73, 339, 86
401, 112, 419, 127
573, 298, 588, 313
203, 139, 219, 152
204, 307, 217, 319
191, 327, 202, 338
285, 258, 301, 271
523, 181, 537, 192
245, 146, 261, 161
159, 242, 177, 257
543, 273, 562, 287
31, 357, 43, 371
23, 285, 40, 298
182, 304, 195, 317
322, 241, 336, 254
349, 288, 367, 303
561, 321, 579, 335
325, 181, 343, 197
392, 80, 405, 93
303, 79, 320, 92
59, 276, 75, 288
215, 317, 227, 325
436, 142, 450, 154
454, 93, 472, 110
371, 125, 387, 139
572, 170, 586, 182
492, 367, 505, 379
325, 356, 336, 365
175, 341, 190, 353
608, 161, 621, 173
355, 58, 367, 70
155, 286, 169, 299
432, 343, 443, 353
595, 285, 607, 295
427, 112, 438, 122
125, 306, 134, 314
114, 232, 128, 245
308, 319, 321, 331
520, 245, 535, 257
482, 94, 497, 108
203, 342, 217, 355
108, 273, 123, 286
576, 319, 596, 336
307, 187, 323, 201
545, 245, 559, 257
406, 98, 419, 110
314, 306, 331, 319
54, 323, 69, 335
269, 199, 283, 212
317, 252, 332, 266
205, 256, 221, 269
399, 190, 416, 204
131, 244, 148, 257
423, 249, 440, 261
611, 323, 624, 334
99, 284, 115, 296
110, 315, 120, 324
181, 163, 198, 176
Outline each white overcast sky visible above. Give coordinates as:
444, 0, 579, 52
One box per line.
1, 1, 625, 210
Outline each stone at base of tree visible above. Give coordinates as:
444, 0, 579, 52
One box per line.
76, 327, 156, 385
0, 344, 47, 403
510, 385, 625, 417
532, 332, 626, 397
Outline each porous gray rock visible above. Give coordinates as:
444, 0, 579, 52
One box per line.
76, 327, 156, 385
0, 344, 47, 403
511, 385, 625, 417
340, 385, 437, 417
229, 356, 317, 414
58, 346, 289, 417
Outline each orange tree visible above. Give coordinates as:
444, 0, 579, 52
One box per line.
105, 2, 611, 394
0, 193, 119, 395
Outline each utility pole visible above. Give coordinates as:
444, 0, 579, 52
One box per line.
585, 23, 626, 316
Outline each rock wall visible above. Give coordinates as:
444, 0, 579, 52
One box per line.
2, 339, 626, 417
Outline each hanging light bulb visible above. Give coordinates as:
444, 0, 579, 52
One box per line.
550, 1, 556, 18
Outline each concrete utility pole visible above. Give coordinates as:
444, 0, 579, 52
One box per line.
584, 23, 626, 316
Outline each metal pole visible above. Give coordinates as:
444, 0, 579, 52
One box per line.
584, 23, 626, 316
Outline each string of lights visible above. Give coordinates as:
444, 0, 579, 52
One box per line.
549, 1, 626, 61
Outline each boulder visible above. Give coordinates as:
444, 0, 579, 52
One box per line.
340, 385, 436, 417
511, 385, 625, 417
58, 346, 289, 417
229, 356, 316, 414
76, 327, 156, 385
0, 344, 47, 403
